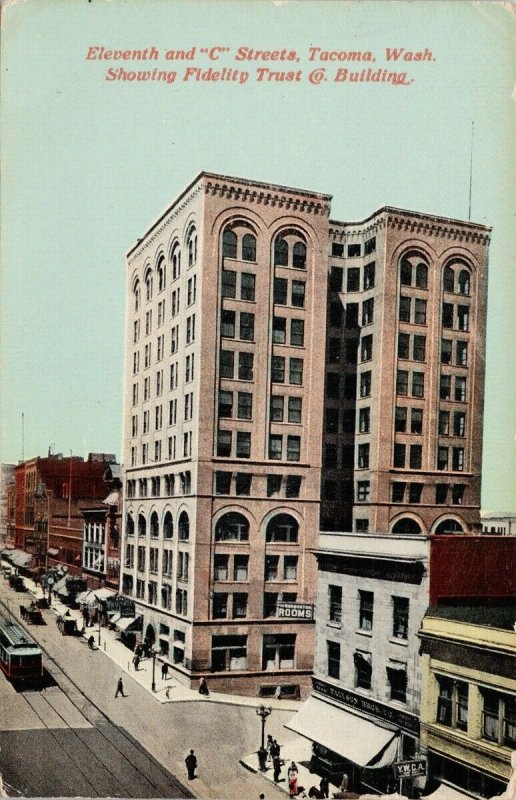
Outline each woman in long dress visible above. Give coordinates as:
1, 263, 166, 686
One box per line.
288, 761, 299, 797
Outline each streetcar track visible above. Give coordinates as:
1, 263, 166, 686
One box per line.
1, 598, 194, 799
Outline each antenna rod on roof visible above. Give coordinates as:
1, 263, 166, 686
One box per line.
468, 120, 474, 221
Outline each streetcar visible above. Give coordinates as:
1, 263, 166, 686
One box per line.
0, 616, 44, 681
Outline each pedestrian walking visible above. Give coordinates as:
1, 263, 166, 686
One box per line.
273, 755, 283, 783
270, 739, 281, 759
288, 761, 299, 798
319, 776, 329, 798
133, 654, 140, 671
161, 662, 168, 680
198, 676, 209, 695
266, 733, 274, 762
87, 635, 95, 650
115, 677, 126, 698
185, 749, 197, 780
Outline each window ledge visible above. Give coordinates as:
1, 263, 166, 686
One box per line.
326, 620, 342, 629
355, 628, 373, 638
389, 637, 408, 647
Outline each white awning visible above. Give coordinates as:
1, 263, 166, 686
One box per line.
424, 785, 476, 800
94, 588, 116, 601
47, 547, 59, 556
116, 615, 142, 632
285, 696, 398, 768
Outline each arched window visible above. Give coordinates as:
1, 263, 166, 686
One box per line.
458, 269, 470, 296
126, 513, 135, 537
222, 230, 237, 259
178, 510, 190, 540
391, 518, 422, 534
137, 513, 146, 537
435, 519, 464, 534
150, 511, 159, 538
171, 244, 181, 281
133, 280, 141, 312
215, 512, 249, 541
416, 263, 428, 289
187, 227, 197, 267
274, 237, 288, 266
443, 267, 455, 293
144, 269, 153, 302
266, 513, 299, 543
163, 511, 173, 539
242, 233, 256, 262
400, 259, 412, 286
292, 241, 306, 269
157, 257, 166, 292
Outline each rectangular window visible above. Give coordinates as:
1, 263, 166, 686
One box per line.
348, 243, 361, 258
391, 482, 406, 503
238, 352, 254, 381
451, 484, 466, 505
413, 335, 426, 362
397, 370, 409, 396
364, 237, 376, 255
439, 410, 450, 435
358, 591, 374, 631
291, 280, 305, 308
232, 593, 248, 619
220, 349, 234, 379
186, 314, 195, 344
360, 371, 371, 398
455, 376, 467, 402
171, 327, 178, 354
221, 269, 237, 298
394, 443, 406, 468
326, 372, 340, 399
441, 338, 452, 364
221, 309, 235, 338
269, 435, 282, 460
329, 301, 343, 327
456, 340, 468, 366
332, 242, 344, 257
267, 474, 282, 497
361, 334, 373, 362
409, 482, 423, 503
270, 395, 284, 422
442, 303, 454, 329
412, 372, 425, 398
233, 555, 249, 581
357, 480, 370, 502
211, 635, 247, 672
288, 396, 302, 423
347, 267, 360, 292
187, 275, 196, 305
345, 303, 358, 328
236, 432, 251, 458
362, 298, 374, 326
399, 296, 411, 322
454, 411, 466, 437
411, 408, 423, 434
213, 593, 228, 619
458, 305, 469, 331
437, 446, 449, 471
436, 484, 448, 504
329, 585, 342, 623
262, 634, 296, 671
286, 436, 301, 462
414, 298, 427, 325
215, 471, 232, 495
327, 641, 341, 680
410, 444, 422, 470
283, 555, 298, 580
358, 443, 370, 469
290, 319, 304, 347
144, 344, 152, 369
239, 312, 255, 341
354, 651, 372, 689
237, 392, 252, 419
265, 555, 279, 581
271, 356, 285, 383
272, 316, 286, 344
235, 473, 252, 495
273, 277, 288, 305
240, 272, 256, 301
289, 358, 303, 385
452, 447, 465, 471
395, 407, 407, 432
359, 407, 371, 433
388, 666, 407, 703
364, 262, 375, 290
285, 475, 301, 497
440, 374, 451, 400
398, 333, 410, 360
217, 430, 232, 457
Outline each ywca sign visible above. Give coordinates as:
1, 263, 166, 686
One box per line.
277, 602, 314, 620
394, 759, 426, 779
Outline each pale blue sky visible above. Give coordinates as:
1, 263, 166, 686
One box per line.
1, 0, 514, 509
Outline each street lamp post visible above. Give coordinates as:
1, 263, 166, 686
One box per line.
151, 649, 157, 692
255, 704, 272, 771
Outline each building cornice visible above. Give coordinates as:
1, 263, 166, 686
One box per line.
203, 175, 331, 216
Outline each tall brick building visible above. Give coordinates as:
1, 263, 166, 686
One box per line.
121, 172, 489, 695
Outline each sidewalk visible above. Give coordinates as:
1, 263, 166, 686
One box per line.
240, 736, 326, 798
23, 576, 302, 712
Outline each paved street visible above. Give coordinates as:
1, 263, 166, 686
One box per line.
0, 579, 292, 799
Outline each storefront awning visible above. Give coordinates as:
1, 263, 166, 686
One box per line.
8, 550, 33, 567
285, 696, 398, 768
94, 588, 116, 601
115, 615, 142, 632
47, 548, 59, 556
